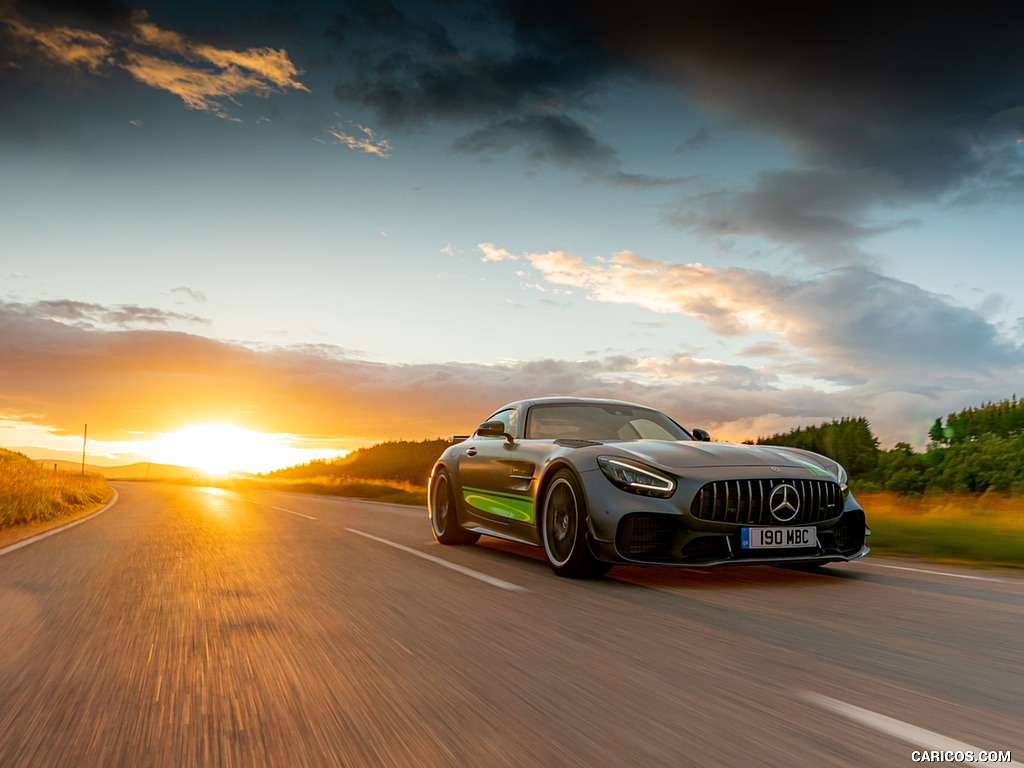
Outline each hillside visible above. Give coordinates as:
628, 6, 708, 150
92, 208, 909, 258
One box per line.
37, 459, 211, 480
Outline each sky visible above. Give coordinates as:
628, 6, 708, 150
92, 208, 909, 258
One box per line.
2, 0, 1024, 473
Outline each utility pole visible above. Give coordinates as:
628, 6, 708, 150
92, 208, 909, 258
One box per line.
81, 423, 88, 476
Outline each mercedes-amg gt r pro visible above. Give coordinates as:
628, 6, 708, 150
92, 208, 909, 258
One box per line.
428, 397, 869, 577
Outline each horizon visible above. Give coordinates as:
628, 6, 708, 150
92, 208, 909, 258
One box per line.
3, 2, 1024, 475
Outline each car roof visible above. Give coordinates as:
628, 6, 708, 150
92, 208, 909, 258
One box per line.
490, 396, 653, 413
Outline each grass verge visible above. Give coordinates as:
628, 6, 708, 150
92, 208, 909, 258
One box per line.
0, 448, 113, 546
856, 490, 1024, 568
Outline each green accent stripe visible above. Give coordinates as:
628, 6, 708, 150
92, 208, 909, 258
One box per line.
462, 486, 534, 523
462, 485, 531, 502
781, 454, 833, 478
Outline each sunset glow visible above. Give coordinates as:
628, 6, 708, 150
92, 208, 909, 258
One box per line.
146, 424, 327, 476
3, 1, 1024, 461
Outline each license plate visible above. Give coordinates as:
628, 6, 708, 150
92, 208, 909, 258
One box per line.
742, 526, 817, 549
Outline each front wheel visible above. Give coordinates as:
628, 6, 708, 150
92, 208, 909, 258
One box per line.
430, 469, 479, 545
541, 469, 609, 578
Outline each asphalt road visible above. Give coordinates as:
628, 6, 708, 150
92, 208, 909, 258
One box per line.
0, 482, 1021, 767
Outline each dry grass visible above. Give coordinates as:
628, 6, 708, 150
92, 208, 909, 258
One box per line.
0, 449, 112, 528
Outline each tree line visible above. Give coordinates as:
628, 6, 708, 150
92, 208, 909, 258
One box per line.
265, 439, 451, 486
758, 395, 1024, 494
268, 395, 1024, 495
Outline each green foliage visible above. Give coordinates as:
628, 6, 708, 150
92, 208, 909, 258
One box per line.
931, 395, 1024, 446
754, 399, 1024, 495
757, 417, 880, 476
913, 394, 1024, 493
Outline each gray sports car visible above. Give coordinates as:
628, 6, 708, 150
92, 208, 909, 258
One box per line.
428, 397, 869, 577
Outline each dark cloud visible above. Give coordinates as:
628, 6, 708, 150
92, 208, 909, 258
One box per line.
573, 3, 1024, 190
325, 0, 1024, 251
8, 0, 1024, 193
330, 0, 615, 126
11, 0, 135, 28
327, 0, 638, 176
666, 169, 917, 263
452, 112, 615, 170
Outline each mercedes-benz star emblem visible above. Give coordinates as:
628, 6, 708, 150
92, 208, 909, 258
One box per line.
768, 483, 800, 522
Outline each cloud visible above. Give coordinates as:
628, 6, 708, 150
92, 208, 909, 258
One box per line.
6, 299, 208, 329
171, 286, 206, 304
3, 17, 113, 72
326, 2, 657, 179
0, 5, 308, 118
570, 3, 1024, 193
324, 121, 392, 157
665, 168, 917, 263
453, 112, 616, 171
477, 242, 517, 262
494, 245, 1023, 384
324, 1, 1024, 250
1, 297, 1019, 450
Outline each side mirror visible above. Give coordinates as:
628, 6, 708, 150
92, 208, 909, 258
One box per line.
692, 428, 711, 442
477, 421, 514, 443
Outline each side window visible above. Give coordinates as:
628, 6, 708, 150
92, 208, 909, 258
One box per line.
481, 408, 518, 438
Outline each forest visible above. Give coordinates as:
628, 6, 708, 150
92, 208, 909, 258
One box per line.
268, 396, 1024, 496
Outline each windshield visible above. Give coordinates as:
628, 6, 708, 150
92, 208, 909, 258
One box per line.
524, 403, 692, 441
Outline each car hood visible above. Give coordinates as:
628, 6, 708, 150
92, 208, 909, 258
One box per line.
609, 441, 838, 477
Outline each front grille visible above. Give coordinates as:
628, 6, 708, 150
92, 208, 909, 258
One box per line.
690, 478, 841, 526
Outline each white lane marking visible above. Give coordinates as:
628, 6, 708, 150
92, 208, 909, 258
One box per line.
802, 692, 1023, 766
346, 528, 528, 593
855, 561, 1008, 583
0, 489, 120, 558
270, 506, 317, 520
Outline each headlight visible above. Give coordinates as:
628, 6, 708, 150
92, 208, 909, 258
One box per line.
597, 456, 675, 498
836, 463, 850, 498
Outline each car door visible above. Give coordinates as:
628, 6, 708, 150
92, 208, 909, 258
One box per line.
458, 408, 533, 524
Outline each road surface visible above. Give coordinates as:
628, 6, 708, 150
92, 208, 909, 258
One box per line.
0, 482, 1021, 767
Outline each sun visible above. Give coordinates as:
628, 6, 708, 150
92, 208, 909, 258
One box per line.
150, 424, 304, 475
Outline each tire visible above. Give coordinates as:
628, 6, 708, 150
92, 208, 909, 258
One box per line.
430, 469, 479, 545
540, 469, 609, 578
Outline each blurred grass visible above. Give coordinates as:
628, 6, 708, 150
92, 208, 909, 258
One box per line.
0, 448, 112, 528
857, 490, 1024, 568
